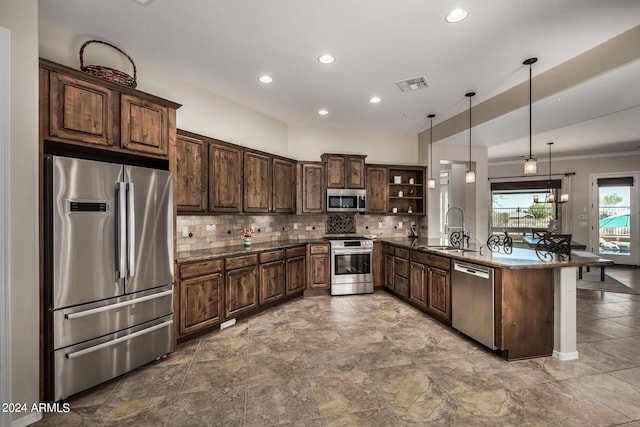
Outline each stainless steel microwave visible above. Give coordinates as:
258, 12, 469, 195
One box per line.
326, 189, 367, 213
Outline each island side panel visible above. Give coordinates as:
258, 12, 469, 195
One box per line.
499, 268, 554, 360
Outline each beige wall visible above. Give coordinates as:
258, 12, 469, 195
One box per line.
287, 125, 419, 164
37, 20, 419, 162
0, 0, 40, 425
489, 152, 640, 249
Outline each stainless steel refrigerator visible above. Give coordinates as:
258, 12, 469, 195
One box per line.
44, 155, 174, 401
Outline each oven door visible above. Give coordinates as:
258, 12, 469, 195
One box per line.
331, 248, 372, 284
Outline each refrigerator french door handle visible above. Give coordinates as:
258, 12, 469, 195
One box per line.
64, 320, 173, 359
127, 182, 136, 277
117, 182, 127, 279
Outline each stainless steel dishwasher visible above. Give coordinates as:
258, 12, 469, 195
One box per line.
451, 261, 497, 350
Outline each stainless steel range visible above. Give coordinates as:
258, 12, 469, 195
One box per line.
327, 236, 373, 296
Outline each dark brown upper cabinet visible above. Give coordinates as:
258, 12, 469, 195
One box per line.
366, 165, 388, 214
321, 153, 366, 189
297, 162, 325, 214
209, 142, 242, 213
272, 158, 296, 213
243, 152, 272, 213
41, 59, 179, 160
175, 134, 208, 213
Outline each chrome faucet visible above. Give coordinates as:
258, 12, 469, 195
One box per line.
445, 206, 470, 248
444, 206, 465, 235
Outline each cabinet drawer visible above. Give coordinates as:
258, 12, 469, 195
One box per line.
395, 257, 409, 278
286, 246, 306, 258
259, 250, 285, 263
309, 244, 329, 254
225, 254, 258, 270
395, 247, 410, 259
180, 259, 223, 279
428, 254, 451, 270
383, 245, 395, 256
411, 251, 450, 270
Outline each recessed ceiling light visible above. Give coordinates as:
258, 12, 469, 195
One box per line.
134, 0, 155, 6
445, 8, 468, 23
318, 54, 335, 64
369, 96, 381, 104
318, 109, 329, 115
259, 75, 273, 83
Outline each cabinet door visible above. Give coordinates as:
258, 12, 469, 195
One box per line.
366, 166, 388, 213
286, 256, 306, 295
260, 260, 285, 305
325, 156, 346, 188
383, 253, 395, 290
272, 158, 296, 213
346, 156, 366, 189
409, 262, 428, 308
225, 265, 259, 318
428, 267, 451, 322
120, 93, 169, 157
209, 143, 242, 212
244, 152, 272, 213
308, 253, 330, 289
298, 163, 325, 214
49, 71, 114, 146
179, 273, 223, 336
175, 135, 207, 213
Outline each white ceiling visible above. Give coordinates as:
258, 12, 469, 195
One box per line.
38, 0, 640, 162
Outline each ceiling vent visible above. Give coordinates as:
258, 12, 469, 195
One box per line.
395, 76, 429, 92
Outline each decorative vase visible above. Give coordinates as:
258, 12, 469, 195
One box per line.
243, 236, 251, 246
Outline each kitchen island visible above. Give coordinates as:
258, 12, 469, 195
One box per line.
379, 237, 612, 361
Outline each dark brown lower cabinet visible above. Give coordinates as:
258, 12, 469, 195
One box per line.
225, 255, 259, 318
308, 244, 330, 290
383, 251, 394, 291
259, 260, 285, 305
286, 246, 306, 294
428, 267, 451, 322
179, 272, 224, 336
409, 261, 428, 309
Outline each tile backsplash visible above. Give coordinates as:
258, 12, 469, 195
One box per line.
176, 214, 426, 252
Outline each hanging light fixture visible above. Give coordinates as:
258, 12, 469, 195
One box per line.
427, 114, 436, 189
465, 92, 476, 183
545, 142, 555, 203
535, 142, 569, 204
523, 57, 538, 175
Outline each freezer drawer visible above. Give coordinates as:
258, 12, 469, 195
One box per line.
53, 317, 174, 401
53, 286, 173, 350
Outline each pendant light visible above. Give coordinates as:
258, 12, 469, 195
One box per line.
427, 114, 436, 189
535, 142, 569, 204
545, 142, 555, 203
465, 92, 476, 183
523, 57, 538, 175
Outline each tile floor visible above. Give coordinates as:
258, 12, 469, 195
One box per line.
35, 266, 640, 426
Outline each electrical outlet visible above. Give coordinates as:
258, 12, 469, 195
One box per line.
293, 223, 299, 230
181, 226, 189, 237
398, 221, 403, 228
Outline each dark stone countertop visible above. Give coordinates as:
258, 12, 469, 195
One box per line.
377, 237, 613, 270
176, 239, 328, 263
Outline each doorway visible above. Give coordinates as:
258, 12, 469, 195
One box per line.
590, 173, 639, 265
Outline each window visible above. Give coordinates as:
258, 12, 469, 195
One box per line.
490, 180, 561, 236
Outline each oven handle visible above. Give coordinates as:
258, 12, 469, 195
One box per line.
65, 320, 173, 359
331, 248, 373, 254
